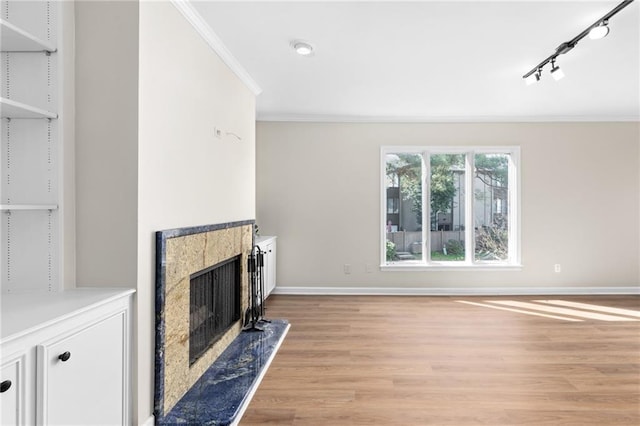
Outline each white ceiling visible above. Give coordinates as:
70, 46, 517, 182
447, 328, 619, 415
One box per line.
190, 1, 640, 121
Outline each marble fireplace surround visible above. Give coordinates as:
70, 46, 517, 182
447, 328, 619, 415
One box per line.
154, 220, 254, 418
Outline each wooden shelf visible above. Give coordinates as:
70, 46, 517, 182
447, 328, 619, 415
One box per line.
0, 97, 57, 119
0, 204, 58, 211
0, 18, 56, 52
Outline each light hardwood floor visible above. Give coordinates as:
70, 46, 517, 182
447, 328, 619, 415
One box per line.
241, 295, 640, 425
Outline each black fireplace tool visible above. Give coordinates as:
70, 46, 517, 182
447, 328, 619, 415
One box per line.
244, 245, 270, 332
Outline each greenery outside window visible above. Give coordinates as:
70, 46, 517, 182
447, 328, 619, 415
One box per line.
381, 146, 520, 269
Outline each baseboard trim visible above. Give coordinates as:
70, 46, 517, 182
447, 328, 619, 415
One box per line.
141, 415, 155, 426
272, 286, 640, 296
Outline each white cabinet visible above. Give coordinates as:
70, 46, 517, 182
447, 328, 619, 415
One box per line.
0, 289, 134, 425
37, 313, 126, 425
256, 236, 277, 297
1, 354, 26, 425
1, 0, 63, 293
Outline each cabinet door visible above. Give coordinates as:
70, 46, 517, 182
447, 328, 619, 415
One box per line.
37, 312, 126, 426
1, 355, 25, 426
263, 242, 276, 297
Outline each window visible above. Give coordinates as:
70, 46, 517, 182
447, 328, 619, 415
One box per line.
382, 147, 520, 269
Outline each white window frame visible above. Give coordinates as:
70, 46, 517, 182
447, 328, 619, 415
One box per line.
381, 146, 521, 271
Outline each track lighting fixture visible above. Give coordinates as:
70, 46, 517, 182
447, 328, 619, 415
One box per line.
522, 0, 633, 84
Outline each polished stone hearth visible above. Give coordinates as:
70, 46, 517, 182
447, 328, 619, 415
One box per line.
158, 319, 289, 425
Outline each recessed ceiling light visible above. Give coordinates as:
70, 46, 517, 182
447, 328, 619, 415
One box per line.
291, 40, 314, 56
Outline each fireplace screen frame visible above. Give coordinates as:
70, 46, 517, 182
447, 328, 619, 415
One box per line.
189, 255, 242, 366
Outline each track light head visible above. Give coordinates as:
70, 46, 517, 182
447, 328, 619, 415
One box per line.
525, 70, 541, 85
589, 21, 610, 39
550, 59, 565, 81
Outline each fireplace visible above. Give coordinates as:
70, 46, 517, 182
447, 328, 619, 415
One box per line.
154, 221, 254, 417
189, 255, 241, 365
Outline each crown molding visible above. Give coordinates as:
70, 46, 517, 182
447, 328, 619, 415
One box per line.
169, 0, 262, 96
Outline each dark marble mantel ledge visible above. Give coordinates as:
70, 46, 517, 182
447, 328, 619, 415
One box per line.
156, 319, 290, 425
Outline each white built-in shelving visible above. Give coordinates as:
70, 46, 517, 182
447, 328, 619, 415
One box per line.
1, 1, 61, 293
1, 5, 136, 424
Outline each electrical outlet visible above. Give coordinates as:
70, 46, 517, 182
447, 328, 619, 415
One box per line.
554, 264, 562, 273
365, 263, 373, 273
343, 264, 351, 274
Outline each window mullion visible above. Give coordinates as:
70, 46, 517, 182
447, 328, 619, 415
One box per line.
465, 152, 475, 264
508, 150, 519, 264
381, 148, 388, 266
422, 152, 430, 264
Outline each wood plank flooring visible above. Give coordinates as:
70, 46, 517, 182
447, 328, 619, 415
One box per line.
240, 295, 640, 425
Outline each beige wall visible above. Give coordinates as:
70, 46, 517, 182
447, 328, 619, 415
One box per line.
137, 1, 255, 424
75, 0, 139, 288
76, 1, 256, 423
256, 121, 639, 291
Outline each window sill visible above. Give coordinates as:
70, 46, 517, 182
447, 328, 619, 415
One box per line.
381, 262, 523, 272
